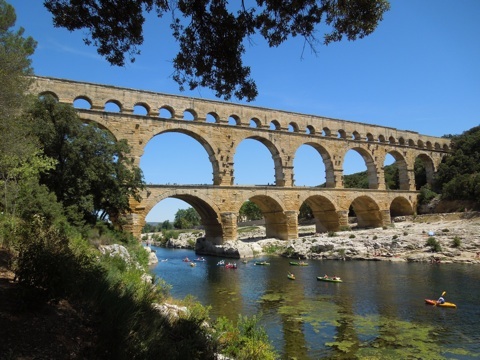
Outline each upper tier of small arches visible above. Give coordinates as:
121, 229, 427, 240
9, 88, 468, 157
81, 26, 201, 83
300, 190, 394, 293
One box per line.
33, 76, 451, 152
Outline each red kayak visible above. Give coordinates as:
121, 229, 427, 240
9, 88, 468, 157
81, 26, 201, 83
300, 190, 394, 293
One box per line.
425, 299, 457, 308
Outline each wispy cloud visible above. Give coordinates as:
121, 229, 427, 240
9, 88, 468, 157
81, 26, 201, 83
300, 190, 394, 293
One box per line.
44, 38, 102, 61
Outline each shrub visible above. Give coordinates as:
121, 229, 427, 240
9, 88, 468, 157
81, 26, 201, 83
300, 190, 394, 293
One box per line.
442, 228, 450, 233
373, 235, 378, 240
426, 237, 442, 252
451, 236, 462, 248
349, 234, 355, 239
328, 231, 337, 237
339, 225, 351, 231
264, 244, 283, 254
14, 217, 79, 301
418, 184, 438, 205
392, 235, 398, 240
214, 315, 277, 360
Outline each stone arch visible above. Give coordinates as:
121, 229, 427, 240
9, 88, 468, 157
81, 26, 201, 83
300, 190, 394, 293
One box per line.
426, 141, 433, 150
183, 109, 197, 120
250, 117, 261, 128
38, 91, 59, 102
408, 139, 416, 147
302, 195, 339, 233
144, 190, 223, 244
159, 105, 174, 119
352, 131, 361, 140
344, 147, 379, 189
134, 102, 150, 115
349, 195, 383, 228
379, 134, 386, 143
289, 122, 300, 132
77, 115, 119, 141
206, 112, 220, 123
385, 150, 409, 190
389, 136, 396, 144
306, 125, 316, 135
73, 95, 92, 109
105, 99, 122, 112
244, 194, 290, 239
417, 139, 425, 148
338, 129, 347, 139
270, 119, 281, 130
234, 135, 284, 186
390, 196, 414, 217
366, 133, 375, 142
323, 127, 331, 137
144, 128, 220, 184
229, 114, 241, 126
415, 153, 436, 186
398, 137, 405, 146
295, 142, 335, 188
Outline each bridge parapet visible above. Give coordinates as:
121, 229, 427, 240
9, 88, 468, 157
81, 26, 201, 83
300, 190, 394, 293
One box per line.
30, 76, 451, 152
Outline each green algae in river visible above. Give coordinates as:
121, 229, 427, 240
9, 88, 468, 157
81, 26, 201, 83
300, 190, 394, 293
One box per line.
259, 292, 477, 359
326, 316, 477, 359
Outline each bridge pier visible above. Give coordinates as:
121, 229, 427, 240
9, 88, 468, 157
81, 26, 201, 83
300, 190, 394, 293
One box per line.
220, 212, 238, 242
380, 209, 392, 227
337, 210, 349, 229
311, 209, 343, 233
264, 210, 298, 240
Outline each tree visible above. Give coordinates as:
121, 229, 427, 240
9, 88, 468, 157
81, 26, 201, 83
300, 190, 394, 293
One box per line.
161, 220, 173, 230
24, 95, 146, 225
298, 202, 313, 221
434, 126, 480, 205
239, 200, 263, 221
384, 162, 399, 190
414, 157, 427, 190
43, 0, 390, 101
0, 0, 56, 222
0, 0, 37, 118
174, 207, 201, 229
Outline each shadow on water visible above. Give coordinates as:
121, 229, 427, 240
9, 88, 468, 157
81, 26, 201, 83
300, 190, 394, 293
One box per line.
151, 247, 480, 359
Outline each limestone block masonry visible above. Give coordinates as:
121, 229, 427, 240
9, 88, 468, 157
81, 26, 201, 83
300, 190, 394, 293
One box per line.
29, 76, 451, 244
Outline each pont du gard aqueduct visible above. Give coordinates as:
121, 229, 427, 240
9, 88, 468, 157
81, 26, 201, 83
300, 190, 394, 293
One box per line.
29, 76, 451, 244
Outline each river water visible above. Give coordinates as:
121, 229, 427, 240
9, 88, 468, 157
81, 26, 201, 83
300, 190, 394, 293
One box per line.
150, 247, 480, 359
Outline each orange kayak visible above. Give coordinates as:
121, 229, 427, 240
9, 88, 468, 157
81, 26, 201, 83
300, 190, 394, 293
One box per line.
425, 299, 457, 308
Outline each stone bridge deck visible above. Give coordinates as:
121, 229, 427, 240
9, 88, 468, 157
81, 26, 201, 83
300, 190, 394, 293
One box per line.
125, 184, 418, 244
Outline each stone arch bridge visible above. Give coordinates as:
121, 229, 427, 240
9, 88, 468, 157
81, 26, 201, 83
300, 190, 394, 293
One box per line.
29, 76, 450, 244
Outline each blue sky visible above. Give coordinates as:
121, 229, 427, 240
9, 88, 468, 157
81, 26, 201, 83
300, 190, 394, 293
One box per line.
10, 1, 480, 222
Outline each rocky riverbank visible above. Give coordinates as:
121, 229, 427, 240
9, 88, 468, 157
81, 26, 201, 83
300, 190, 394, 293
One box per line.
147, 212, 480, 264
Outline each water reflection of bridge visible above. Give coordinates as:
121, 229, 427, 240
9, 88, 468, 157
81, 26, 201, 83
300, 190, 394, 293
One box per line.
29, 76, 450, 243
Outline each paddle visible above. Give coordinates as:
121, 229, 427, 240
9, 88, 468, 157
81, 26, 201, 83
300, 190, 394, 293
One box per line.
434, 291, 446, 306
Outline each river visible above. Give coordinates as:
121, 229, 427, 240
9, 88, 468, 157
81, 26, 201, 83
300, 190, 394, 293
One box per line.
150, 247, 480, 359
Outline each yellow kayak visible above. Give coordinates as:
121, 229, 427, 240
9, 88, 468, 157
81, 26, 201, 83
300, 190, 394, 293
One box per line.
425, 299, 457, 308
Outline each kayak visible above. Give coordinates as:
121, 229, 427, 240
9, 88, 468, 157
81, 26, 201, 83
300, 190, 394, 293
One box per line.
289, 261, 308, 266
254, 261, 270, 266
425, 299, 457, 308
287, 273, 296, 280
317, 276, 343, 283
